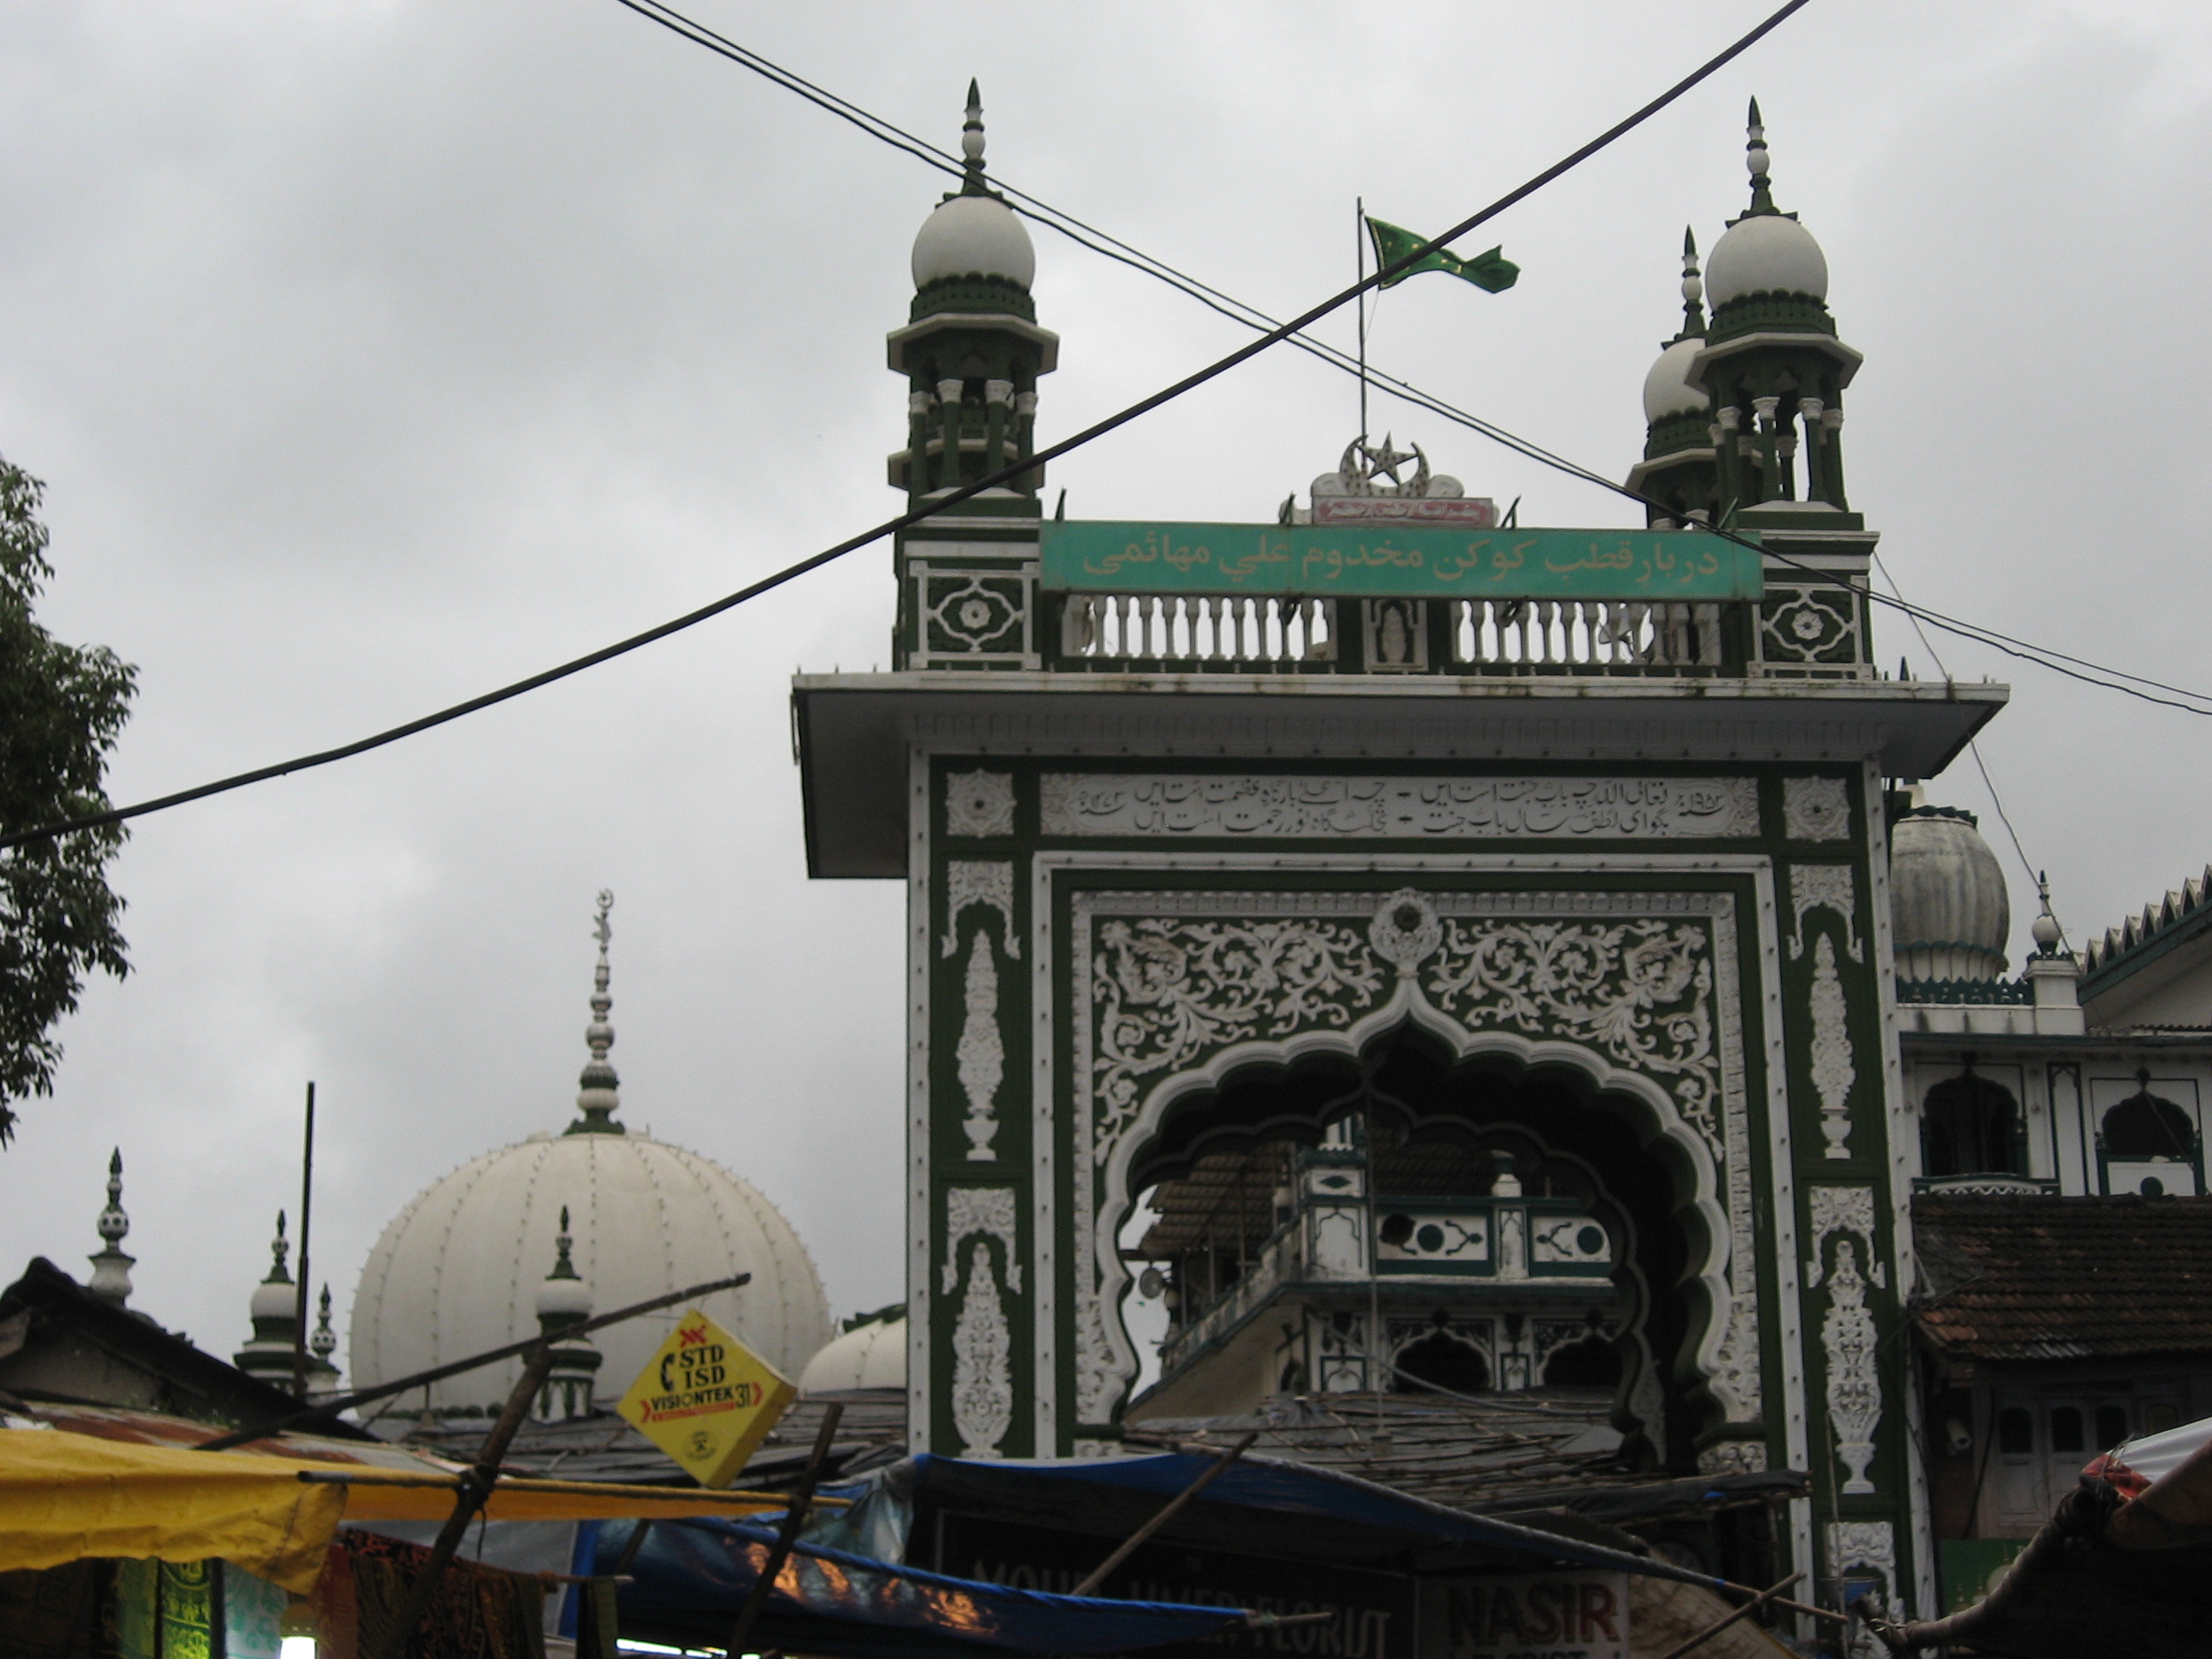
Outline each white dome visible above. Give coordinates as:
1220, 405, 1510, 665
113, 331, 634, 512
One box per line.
1643, 336, 1708, 424
1704, 213, 1828, 306
250, 1278, 295, 1323
350, 1132, 832, 1413
1890, 807, 2011, 981
911, 194, 1034, 290
799, 1310, 906, 1394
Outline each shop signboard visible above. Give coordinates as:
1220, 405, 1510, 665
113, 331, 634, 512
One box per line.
1434, 1571, 1631, 1659
932, 1511, 1418, 1659
615, 1307, 794, 1489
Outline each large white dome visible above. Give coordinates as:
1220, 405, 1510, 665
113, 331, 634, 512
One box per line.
1643, 336, 1708, 424
1705, 213, 1828, 306
911, 194, 1034, 290
348, 896, 832, 1414
351, 1131, 832, 1414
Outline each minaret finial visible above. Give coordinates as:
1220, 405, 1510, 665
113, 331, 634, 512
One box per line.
566, 890, 625, 1134
86, 1148, 136, 1306
1678, 226, 1706, 338
1744, 96, 1777, 216
264, 1211, 293, 1284
534, 1202, 600, 1420
959, 79, 989, 196
311, 1285, 336, 1361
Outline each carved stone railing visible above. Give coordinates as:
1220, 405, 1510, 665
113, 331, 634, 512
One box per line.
1048, 592, 1758, 676
891, 540, 1874, 679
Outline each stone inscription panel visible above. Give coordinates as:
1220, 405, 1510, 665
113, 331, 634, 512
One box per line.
1040, 773, 1761, 841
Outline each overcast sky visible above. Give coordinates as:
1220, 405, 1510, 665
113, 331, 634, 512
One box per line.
2, 1, 2208, 1371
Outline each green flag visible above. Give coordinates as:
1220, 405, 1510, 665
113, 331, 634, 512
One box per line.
1365, 216, 1519, 293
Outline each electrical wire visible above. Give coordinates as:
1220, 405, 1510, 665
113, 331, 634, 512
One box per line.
614, 1, 2212, 722
0, 0, 1814, 853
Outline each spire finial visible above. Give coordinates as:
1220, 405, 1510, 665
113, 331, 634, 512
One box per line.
87, 1148, 136, 1305
2031, 870, 2066, 954
1678, 225, 1706, 338
311, 1285, 337, 1360
264, 1211, 293, 1284
1744, 96, 1777, 215
567, 891, 625, 1134
959, 79, 989, 195
548, 1205, 582, 1282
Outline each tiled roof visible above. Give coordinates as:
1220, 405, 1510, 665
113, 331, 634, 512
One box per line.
2082, 864, 2212, 982
1910, 1194, 2212, 1366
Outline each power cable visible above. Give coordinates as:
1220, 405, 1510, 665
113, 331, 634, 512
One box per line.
614, 1, 2212, 720
0, 0, 1814, 853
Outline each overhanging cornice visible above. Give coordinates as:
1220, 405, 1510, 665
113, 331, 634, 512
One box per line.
791, 671, 2006, 877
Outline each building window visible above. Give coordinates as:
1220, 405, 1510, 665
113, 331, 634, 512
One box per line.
1996, 1406, 2033, 1455
2049, 1406, 2084, 1455
2102, 1076, 2197, 1161
2094, 1405, 2130, 1449
1394, 1330, 1488, 1395
1541, 1335, 1622, 1388
1922, 1069, 2026, 1177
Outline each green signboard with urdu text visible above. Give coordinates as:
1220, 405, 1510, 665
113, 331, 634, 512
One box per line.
1038, 521, 1761, 601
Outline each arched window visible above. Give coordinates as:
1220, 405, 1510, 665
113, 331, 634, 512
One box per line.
1923, 1068, 2025, 1177
1542, 1335, 1622, 1388
1394, 1330, 1488, 1395
2102, 1074, 2198, 1161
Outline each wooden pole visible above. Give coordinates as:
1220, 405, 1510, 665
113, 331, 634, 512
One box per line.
291, 1081, 316, 1401
1071, 1432, 1258, 1597
197, 1272, 749, 1450
369, 1344, 558, 1659
728, 1402, 845, 1655
1654, 1571, 1803, 1659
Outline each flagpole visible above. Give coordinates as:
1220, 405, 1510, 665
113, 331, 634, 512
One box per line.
1354, 196, 1369, 438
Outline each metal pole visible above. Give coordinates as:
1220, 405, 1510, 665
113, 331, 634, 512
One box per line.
197, 1272, 749, 1450
1355, 197, 1368, 438
729, 1401, 845, 1655
369, 1344, 559, 1659
291, 1082, 316, 1400
1071, 1432, 1258, 1597
1654, 1571, 1803, 1659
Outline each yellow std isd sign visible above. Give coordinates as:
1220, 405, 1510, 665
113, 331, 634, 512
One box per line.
616, 1307, 795, 1488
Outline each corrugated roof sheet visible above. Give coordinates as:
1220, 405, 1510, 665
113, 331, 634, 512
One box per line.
1911, 1193, 2212, 1365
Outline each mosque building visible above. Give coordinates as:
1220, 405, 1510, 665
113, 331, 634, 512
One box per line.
783, 90, 2212, 1623
19, 84, 2198, 1639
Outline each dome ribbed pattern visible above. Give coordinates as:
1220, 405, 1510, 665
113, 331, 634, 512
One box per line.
1890, 807, 2011, 981
350, 1132, 831, 1412
799, 1311, 906, 1394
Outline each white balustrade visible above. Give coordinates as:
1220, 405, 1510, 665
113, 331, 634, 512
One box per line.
1447, 598, 1724, 670
1058, 593, 1336, 667
1051, 594, 1732, 672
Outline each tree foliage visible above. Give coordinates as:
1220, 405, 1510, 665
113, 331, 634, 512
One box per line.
0, 457, 135, 1144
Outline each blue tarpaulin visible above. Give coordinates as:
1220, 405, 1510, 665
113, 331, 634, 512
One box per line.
836, 1452, 1733, 1582
589, 1516, 1257, 1657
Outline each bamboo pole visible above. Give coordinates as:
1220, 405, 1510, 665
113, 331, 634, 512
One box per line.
728, 1402, 845, 1655
1072, 1432, 1258, 1597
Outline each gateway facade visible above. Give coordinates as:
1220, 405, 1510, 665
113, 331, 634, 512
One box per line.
796, 100, 2002, 1619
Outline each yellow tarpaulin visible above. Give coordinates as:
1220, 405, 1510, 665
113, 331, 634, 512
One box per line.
0, 1428, 790, 1594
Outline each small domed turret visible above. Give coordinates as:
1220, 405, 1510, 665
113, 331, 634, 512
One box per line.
1891, 806, 2011, 982
799, 1305, 906, 1394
